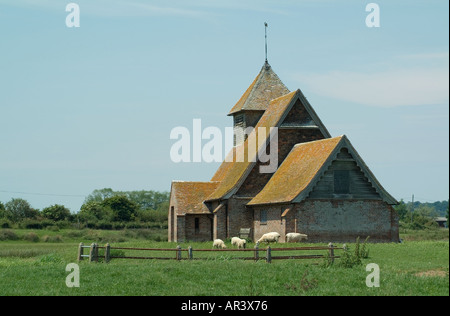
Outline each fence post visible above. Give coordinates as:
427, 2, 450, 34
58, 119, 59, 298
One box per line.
266, 246, 272, 264
105, 243, 111, 263
94, 243, 99, 262
78, 242, 84, 262
89, 243, 98, 263
188, 246, 193, 260
176, 245, 182, 261
328, 242, 335, 264
254, 244, 259, 262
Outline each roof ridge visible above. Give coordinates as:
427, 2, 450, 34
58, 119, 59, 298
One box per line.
292, 135, 345, 148
172, 180, 221, 183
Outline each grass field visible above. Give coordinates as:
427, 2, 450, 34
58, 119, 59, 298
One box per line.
0, 228, 448, 296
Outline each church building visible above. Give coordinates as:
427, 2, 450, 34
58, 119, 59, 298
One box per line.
168, 61, 399, 243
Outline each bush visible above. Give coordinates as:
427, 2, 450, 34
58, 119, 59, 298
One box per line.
112, 222, 126, 230
0, 229, 19, 241
20, 219, 43, 230
41, 204, 71, 222
23, 232, 40, 242
96, 220, 113, 230
338, 237, 370, 268
47, 225, 60, 232
42, 235, 63, 243
0, 219, 12, 229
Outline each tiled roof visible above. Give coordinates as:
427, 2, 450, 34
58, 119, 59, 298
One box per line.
248, 135, 398, 205
207, 91, 298, 201
248, 136, 344, 205
228, 62, 290, 115
170, 181, 220, 215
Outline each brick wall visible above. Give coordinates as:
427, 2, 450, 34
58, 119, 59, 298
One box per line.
227, 197, 254, 239
214, 202, 227, 240
278, 128, 324, 163
238, 128, 324, 197
253, 205, 286, 243
184, 214, 213, 242
292, 200, 399, 242
176, 216, 185, 243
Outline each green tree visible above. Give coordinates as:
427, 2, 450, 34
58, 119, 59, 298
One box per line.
0, 201, 6, 219
79, 201, 114, 222
394, 199, 409, 221
84, 188, 115, 204
4, 198, 38, 222
101, 195, 138, 222
41, 204, 71, 221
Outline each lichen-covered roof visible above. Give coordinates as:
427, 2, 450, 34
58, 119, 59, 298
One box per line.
248, 136, 344, 205
207, 91, 298, 201
170, 181, 220, 215
228, 62, 290, 115
248, 135, 398, 206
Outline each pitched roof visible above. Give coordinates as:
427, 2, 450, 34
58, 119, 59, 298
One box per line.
208, 89, 331, 202
170, 181, 220, 215
207, 91, 298, 201
248, 137, 343, 205
248, 135, 398, 206
228, 62, 290, 115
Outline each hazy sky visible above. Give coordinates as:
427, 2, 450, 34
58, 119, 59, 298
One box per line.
0, 0, 448, 213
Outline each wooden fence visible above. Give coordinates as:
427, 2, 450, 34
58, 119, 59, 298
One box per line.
77, 242, 342, 264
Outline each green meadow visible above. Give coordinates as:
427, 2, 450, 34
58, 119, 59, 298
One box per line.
0, 228, 448, 296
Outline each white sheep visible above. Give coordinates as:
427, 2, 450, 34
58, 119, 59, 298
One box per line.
286, 232, 308, 243
231, 237, 247, 249
256, 232, 281, 246
213, 239, 227, 249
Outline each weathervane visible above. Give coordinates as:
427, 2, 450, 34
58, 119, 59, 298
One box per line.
264, 22, 268, 63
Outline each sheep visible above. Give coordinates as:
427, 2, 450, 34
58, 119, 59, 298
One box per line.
256, 232, 281, 246
286, 232, 308, 243
213, 239, 227, 249
231, 237, 247, 249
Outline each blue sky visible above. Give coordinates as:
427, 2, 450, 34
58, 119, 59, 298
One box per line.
0, 0, 448, 212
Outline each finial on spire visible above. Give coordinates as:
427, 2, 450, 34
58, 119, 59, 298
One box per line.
264, 22, 268, 64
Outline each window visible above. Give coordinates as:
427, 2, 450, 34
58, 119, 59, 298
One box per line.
260, 210, 267, 225
195, 218, 200, 234
334, 170, 350, 194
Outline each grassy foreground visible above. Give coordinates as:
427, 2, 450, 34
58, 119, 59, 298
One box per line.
0, 229, 448, 296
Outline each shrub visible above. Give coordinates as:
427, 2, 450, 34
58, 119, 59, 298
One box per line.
0, 219, 12, 229
63, 230, 85, 238
23, 232, 40, 242
96, 220, 113, 230
42, 235, 63, 243
112, 222, 126, 230
41, 204, 71, 221
0, 229, 19, 241
20, 219, 43, 230
338, 237, 368, 268
47, 225, 60, 232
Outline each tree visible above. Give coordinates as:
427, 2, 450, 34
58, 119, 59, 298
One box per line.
41, 204, 71, 221
394, 199, 409, 221
84, 188, 115, 204
4, 198, 38, 222
0, 201, 5, 219
79, 201, 114, 222
101, 195, 138, 222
